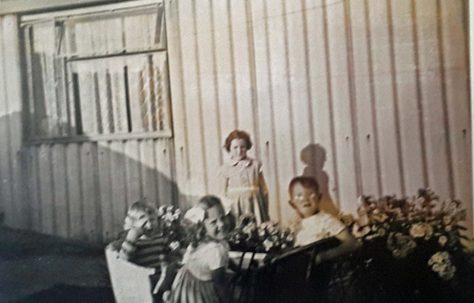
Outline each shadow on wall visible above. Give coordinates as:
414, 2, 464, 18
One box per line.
300, 143, 339, 216
0, 112, 200, 244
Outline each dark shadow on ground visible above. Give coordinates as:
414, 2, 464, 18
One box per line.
14, 284, 114, 303
0, 227, 111, 303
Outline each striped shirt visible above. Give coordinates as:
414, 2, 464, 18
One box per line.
118, 233, 170, 268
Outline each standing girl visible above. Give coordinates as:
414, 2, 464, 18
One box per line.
218, 130, 269, 224
168, 196, 230, 303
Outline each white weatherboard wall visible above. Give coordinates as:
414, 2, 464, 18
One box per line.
166, 0, 472, 231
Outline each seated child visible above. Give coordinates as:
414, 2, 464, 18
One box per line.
167, 195, 231, 303
110, 201, 178, 300
289, 176, 359, 264
271, 176, 359, 303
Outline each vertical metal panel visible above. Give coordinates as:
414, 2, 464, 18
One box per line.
39, 144, 54, 234
303, 0, 340, 215
230, 0, 258, 145
80, 142, 100, 242
28, 146, 42, 232
349, 0, 381, 197
164, 0, 191, 208
367, 0, 404, 196
212, 0, 237, 136
110, 141, 128, 234
124, 140, 141, 204
52, 144, 69, 238
390, 0, 426, 195
285, 0, 312, 177
326, 0, 359, 212
251, 0, 281, 220
439, 0, 472, 234
266, 0, 298, 223
155, 139, 175, 205
98, 141, 114, 241
415, 0, 452, 200
139, 139, 158, 204
177, 0, 207, 196
194, 0, 221, 191
66, 143, 83, 239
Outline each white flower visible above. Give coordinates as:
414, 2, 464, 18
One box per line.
409, 223, 427, 238
263, 239, 274, 251
429, 251, 450, 265
184, 206, 206, 224
242, 223, 256, 235
286, 234, 294, 242
438, 235, 448, 246
169, 241, 180, 251
158, 205, 166, 216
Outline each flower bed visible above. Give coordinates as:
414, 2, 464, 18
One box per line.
349, 189, 469, 301
227, 215, 295, 254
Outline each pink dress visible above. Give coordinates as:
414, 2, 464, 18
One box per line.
218, 157, 269, 224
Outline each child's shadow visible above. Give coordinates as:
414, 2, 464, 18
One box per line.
300, 144, 339, 216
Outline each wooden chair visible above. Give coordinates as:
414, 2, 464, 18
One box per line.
105, 245, 156, 303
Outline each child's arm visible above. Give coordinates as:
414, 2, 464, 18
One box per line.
119, 220, 147, 260
315, 228, 360, 265
211, 267, 230, 302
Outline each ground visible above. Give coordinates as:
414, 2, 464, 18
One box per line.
0, 227, 113, 303
1, 227, 473, 303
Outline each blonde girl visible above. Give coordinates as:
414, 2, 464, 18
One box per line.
168, 196, 230, 303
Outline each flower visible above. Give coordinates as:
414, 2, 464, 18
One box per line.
428, 251, 457, 280
438, 236, 448, 246
227, 216, 294, 253
409, 223, 433, 238
169, 241, 180, 251
352, 189, 466, 286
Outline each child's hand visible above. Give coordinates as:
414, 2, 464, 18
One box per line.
125, 227, 143, 242
126, 219, 148, 241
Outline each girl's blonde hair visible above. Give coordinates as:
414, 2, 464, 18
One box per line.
184, 195, 225, 248
123, 201, 157, 230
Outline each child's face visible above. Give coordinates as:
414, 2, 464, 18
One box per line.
133, 212, 158, 235
203, 205, 227, 241
229, 138, 248, 160
290, 183, 321, 218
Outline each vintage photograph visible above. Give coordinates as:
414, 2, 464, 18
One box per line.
0, 0, 473, 302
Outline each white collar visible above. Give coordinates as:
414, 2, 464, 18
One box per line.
229, 157, 252, 167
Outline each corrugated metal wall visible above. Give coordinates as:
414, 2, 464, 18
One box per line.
24, 139, 176, 243
0, 0, 472, 242
166, 0, 472, 230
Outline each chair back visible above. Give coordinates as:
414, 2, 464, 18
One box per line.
105, 245, 156, 303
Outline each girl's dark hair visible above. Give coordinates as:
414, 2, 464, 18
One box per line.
224, 130, 253, 152
186, 195, 225, 248
288, 176, 320, 195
